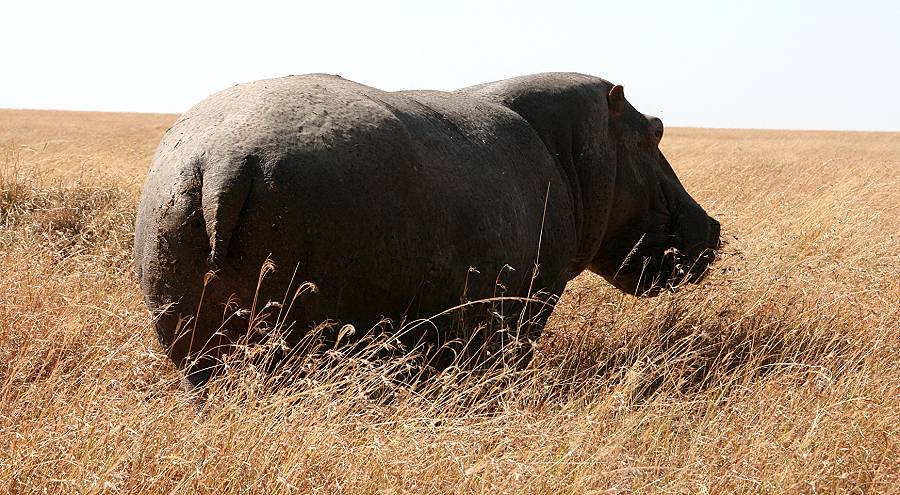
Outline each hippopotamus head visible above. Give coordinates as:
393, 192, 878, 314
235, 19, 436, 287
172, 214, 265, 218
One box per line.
591, 85, 720, 295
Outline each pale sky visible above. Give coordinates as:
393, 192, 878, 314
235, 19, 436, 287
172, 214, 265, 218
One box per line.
2, 0, 898, 131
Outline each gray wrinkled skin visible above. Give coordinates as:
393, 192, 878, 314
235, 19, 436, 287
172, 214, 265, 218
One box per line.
134, 73, 720, 389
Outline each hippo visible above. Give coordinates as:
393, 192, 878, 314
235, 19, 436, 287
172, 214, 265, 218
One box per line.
134, 72, 720, 389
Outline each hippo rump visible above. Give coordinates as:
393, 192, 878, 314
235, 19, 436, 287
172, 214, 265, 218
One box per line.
134, 72, 720, 389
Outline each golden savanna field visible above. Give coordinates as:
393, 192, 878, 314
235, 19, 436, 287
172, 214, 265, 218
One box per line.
1, 109, 897, 493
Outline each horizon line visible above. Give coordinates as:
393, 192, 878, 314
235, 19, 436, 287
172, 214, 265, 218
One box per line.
2, 106, 897, 134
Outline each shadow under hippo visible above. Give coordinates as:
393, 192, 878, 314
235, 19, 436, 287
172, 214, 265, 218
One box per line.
133, 72, 721, 390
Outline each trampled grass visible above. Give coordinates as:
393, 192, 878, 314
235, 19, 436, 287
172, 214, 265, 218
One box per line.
1, 109, 898, 493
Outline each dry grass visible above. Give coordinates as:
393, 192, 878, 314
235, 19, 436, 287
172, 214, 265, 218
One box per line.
0, 109, 898, 494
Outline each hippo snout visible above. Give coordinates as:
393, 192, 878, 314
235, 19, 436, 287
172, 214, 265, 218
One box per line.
708, 217, 721, 249
686, 216, 721, 284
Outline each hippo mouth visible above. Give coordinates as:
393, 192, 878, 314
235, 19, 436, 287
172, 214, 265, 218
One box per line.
626, 216, 721, 296
662, 216, 720, 291
679, 218, 719, 282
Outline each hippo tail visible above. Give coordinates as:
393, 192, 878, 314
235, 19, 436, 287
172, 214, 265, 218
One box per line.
201, 154, 259, 267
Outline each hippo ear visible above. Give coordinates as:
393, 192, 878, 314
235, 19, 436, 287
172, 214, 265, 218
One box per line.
608, 85, 626, 118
